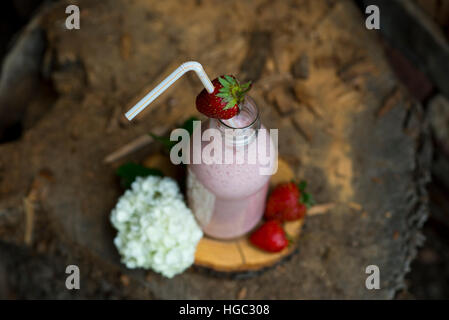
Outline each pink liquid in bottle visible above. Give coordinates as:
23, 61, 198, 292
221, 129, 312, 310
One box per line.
187, 96, 276, 239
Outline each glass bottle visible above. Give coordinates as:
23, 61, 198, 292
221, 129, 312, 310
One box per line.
187, 96, 276, 239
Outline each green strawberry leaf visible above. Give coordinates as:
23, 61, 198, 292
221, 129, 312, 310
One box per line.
224, 75, 236, 85
300, 191, 315, 208
217, 76, 252, 107
286, 233, 294, 246
216, 92, 228, 99
296, 180, 314, 208
223, 100, 236, 110
116, 162, 163, 189
298, 180, 307, 191
218, 77, 231, 88
241, 81, 252, 92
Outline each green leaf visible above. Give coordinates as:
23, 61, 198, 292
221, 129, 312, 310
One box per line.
181, 116, 199, 136
241, 81, 252, 92
116, 162, 163, 189
299, 191, 315, 208
236, 91, 246, 99
301, 192, 309, 203
286, 233, 294, 246
295, 180, 314, 208
149, 116, 199, 152
218, 89, 230, 96
224, 75, 236, 85
218, 77, 231, 88
298, 180, 307, 191
216, 92, 229, 99
149, 132, 176, 149
223, 100, 236, 110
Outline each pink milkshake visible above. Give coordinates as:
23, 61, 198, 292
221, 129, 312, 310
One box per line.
187, 96, 276, 239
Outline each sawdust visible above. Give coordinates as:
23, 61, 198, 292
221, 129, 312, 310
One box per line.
296, 68, 361, 202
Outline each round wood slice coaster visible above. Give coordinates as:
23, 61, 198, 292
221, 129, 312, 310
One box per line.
143, 154, 304, 274
193, 158, 304, 273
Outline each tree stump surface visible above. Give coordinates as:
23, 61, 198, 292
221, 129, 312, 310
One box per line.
0, 0, 431, 299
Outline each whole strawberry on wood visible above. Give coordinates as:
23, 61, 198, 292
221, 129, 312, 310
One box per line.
265, 181, 314, 222
195, 75, 252, 119
249, 220, 288, 253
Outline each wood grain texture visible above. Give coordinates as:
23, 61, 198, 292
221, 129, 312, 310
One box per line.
0, 0, 430, 299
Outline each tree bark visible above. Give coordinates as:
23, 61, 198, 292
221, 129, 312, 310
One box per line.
0, 0, 431, 299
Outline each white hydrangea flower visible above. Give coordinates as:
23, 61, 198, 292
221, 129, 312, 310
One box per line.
110, 175, 203, 278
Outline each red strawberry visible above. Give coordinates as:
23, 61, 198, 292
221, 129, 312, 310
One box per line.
250, 220, 288, 252
265, 181, 314, 222
265, 182, 300, 220
195, 75, 251, 119
282, 203, 307, 221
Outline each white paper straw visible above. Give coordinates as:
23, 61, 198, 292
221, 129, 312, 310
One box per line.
125, 61, 214, 120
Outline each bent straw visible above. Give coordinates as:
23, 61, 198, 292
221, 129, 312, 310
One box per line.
125, 61, 214, 120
